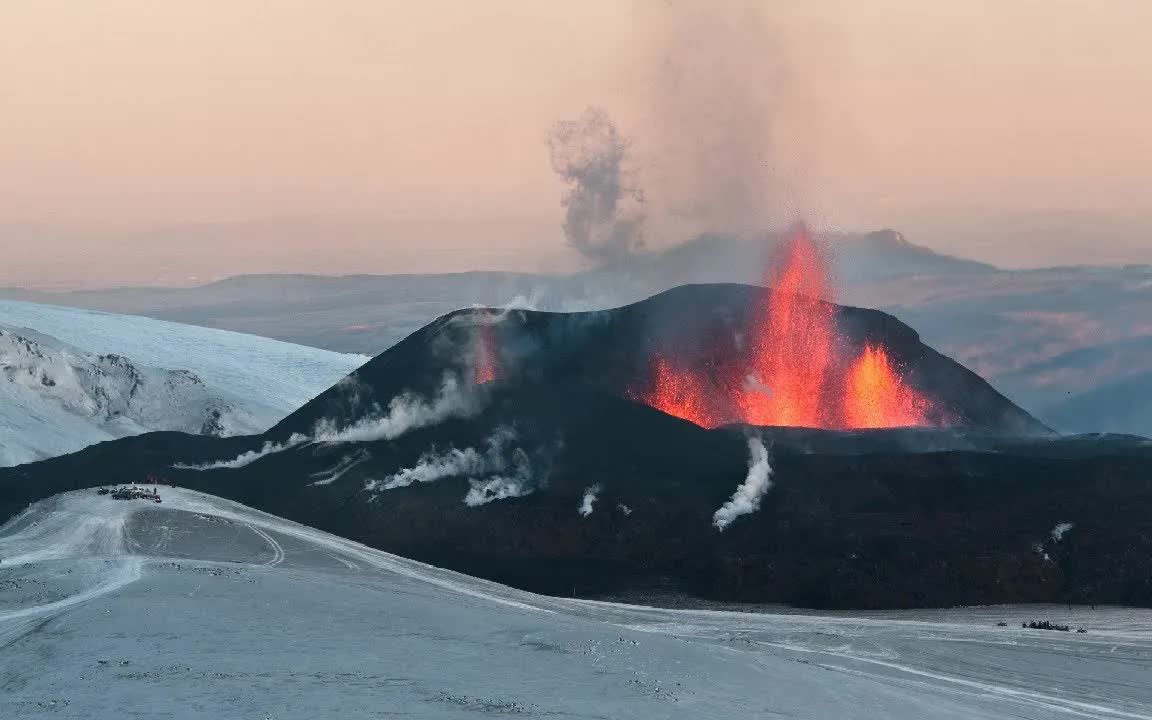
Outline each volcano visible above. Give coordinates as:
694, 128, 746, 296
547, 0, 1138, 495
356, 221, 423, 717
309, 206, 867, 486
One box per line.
269, 279, 1046, 440
6, 285, 1151, 610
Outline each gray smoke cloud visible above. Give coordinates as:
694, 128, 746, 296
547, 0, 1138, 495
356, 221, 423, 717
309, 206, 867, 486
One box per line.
545, 2, 816, 263
644, 0, 809, 238
713, 437, 773, 531
548, 107, 646, 265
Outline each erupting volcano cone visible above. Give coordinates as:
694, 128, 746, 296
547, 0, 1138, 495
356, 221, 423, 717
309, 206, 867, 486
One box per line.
630, 224, 945, 430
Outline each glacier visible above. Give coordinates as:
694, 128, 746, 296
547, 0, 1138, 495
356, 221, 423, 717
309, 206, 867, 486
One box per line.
0, 300, 367, 466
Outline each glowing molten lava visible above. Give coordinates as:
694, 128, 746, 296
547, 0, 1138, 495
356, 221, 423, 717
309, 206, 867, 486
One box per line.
473, 317, 499, 385
844, 344, 932, 428
633, 354, 725, 428
737, 229, 837, 427
632, 225, 942, 429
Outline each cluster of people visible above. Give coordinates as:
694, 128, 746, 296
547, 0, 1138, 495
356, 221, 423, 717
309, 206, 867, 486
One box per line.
97, 485, 162, 503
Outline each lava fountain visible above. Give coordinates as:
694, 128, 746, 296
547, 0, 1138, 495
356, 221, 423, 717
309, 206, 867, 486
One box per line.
473, 315, 499, 385
631, 224, 941, 429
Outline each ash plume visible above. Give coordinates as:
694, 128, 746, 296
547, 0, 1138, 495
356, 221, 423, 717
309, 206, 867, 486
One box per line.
713, 437, 773, 531
643, 0, 810, 237
578, 484, 602, 517
548, 107, 646, 265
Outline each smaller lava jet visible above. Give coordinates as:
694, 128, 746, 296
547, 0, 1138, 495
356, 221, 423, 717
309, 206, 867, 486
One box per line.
843, 344, 933, 429
630, 224, 944, 430
473, 315, 499, 385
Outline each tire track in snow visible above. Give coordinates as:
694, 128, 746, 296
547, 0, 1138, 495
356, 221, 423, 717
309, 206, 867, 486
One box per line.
245, 524, 285, 567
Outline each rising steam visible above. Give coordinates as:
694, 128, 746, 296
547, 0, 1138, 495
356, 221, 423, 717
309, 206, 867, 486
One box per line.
364, 425, 544, 507
713, 437, 773, 531
174, 434, 308, 470
578, 484, 602, 517
548, 107, 645, 264
313, 373, 481, 443
177, 373, 480, 471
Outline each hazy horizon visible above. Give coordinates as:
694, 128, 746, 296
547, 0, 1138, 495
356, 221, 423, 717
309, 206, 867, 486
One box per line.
5, 1, 1151, 288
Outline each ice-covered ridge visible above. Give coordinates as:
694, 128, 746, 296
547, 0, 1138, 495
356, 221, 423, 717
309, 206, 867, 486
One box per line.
0, 300, 367, 466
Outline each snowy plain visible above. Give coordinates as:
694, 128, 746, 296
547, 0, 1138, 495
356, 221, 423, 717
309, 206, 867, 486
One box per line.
2, 488, 1150, 719
0, 300, 368, 466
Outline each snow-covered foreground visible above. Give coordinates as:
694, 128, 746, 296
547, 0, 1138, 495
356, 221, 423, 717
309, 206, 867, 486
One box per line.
3, 491, 1151, 719
0, 300, 368, 466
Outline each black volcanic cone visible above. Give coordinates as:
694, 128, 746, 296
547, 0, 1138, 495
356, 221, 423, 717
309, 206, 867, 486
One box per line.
270, 284, 1047, 439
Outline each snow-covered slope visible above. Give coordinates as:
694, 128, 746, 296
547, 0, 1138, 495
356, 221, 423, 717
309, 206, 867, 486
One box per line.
0, 300, 367, 466
2, 488, 1150, 719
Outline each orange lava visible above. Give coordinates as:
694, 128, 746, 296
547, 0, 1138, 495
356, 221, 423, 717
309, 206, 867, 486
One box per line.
635, 354, 725, 428
474, 317, 499, 384
632, 224, 942, 430
737, 227, 837, 427
843, 344, 932, 428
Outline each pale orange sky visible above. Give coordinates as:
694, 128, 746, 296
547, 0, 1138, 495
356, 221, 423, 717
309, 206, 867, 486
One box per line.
3, 1, 1151, 287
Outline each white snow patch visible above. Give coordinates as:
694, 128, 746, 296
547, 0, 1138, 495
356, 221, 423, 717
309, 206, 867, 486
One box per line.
0, 300, 365, 466
713, 437, 773, 531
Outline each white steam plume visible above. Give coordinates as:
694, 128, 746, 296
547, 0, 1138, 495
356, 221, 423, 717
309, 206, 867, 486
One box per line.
713, 437, 773, 531
548, 107, 645, 265
176, 373, 479, 472
1051, 522, 1074, 542
365, 425, 541, 507
174, 434, 308, 470
578, 484, 602, 517
314, 373, 481, 443
464, 473, 533, 507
